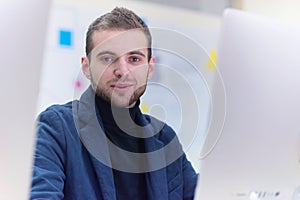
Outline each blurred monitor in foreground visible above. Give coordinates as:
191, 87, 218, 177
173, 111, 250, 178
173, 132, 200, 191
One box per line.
0, 0, 50, 199
195, 8, 300, 200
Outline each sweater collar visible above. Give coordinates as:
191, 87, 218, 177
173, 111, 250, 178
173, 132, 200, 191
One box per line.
73, 86, 169, 199
95, 94, 141, 127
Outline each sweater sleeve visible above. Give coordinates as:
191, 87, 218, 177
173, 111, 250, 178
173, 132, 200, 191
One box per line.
182, 153, 199, 200
30, 109, 67, 200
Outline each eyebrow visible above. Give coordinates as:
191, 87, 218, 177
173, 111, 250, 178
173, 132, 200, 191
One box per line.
96, 51, 116, 58
128, 50, 146, 58
96, 50, 146, 58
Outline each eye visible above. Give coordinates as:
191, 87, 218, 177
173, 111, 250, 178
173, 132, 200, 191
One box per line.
100, 56, 115, 64
129, 56, 141, 63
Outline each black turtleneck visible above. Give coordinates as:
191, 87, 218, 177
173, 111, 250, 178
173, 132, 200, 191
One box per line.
95, 95, 147, 153
95, 95, 147, 200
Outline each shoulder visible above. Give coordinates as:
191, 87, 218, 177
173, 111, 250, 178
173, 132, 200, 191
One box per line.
36, 101, 81, 154
144, 114, 177, 143
37, 101, 78, 141
38, 101, 75, 123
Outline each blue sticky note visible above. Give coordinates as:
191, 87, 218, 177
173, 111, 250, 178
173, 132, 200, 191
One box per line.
59, 29, 73, 47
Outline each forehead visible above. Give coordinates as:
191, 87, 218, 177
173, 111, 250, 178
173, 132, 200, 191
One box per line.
91, 29, 149, 56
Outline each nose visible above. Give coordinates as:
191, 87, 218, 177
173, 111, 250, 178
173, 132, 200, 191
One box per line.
114, 57, 129, 78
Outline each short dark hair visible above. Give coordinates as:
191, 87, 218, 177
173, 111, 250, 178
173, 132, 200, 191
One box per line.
85, 7, 152, 61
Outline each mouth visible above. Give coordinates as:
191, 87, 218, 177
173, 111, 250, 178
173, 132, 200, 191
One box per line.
110, 83, 134, 93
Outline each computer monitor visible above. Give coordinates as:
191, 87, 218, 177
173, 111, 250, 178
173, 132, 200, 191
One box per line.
0, 0, 50, 199
195, 8, 300, 200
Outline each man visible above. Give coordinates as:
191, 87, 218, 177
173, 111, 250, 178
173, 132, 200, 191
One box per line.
31, 7, 198, 200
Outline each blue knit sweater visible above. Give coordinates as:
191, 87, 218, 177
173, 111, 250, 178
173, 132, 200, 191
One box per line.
30, 86, 198, 200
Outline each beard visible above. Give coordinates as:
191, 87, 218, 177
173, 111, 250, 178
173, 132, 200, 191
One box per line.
91, 77, 147, 108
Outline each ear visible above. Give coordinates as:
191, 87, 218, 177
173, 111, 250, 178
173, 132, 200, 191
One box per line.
147, 56, 155, 80
81, 57, 91, 80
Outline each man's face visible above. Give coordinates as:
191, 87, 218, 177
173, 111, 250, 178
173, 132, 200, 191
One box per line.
82, 29, 155, 107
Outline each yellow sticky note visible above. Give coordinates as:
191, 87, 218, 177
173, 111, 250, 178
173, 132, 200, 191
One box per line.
206, 48, 217, 70
140, 104, 149, 114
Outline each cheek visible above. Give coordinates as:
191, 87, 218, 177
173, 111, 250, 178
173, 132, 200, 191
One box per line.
132, 65, 149, 76
91, 66, 111, 83
134, 69, 150, 84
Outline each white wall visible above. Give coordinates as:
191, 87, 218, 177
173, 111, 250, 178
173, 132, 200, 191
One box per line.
232, 0, 300, 24
126, 0, 231, 16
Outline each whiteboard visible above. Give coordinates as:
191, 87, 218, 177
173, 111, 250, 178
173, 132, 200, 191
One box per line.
37, 0, 221, 172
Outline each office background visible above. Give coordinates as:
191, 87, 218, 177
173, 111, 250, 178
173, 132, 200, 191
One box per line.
1, 0, 300, 199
